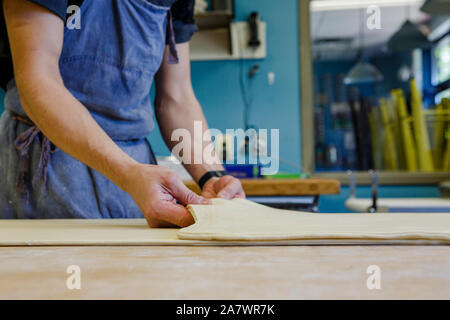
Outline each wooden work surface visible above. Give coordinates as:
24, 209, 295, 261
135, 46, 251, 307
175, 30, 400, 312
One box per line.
184, 178, 340, 196
0, 245, 449, 299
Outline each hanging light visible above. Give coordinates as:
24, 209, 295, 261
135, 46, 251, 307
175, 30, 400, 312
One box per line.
388, 20, 430, 52
421, 0, 450, 15
344, 61, 384, 84
344, 9, 384, 85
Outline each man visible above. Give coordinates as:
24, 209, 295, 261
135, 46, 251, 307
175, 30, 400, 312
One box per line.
0, 0, 245, 226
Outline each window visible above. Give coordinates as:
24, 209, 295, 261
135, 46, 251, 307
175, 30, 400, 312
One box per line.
300, 0, 450, 183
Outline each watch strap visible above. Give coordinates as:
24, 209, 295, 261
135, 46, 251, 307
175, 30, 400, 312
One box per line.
198, 171, 227, 190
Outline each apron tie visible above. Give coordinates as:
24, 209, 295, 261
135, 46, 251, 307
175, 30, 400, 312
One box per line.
167, 10, 179, 64
11, 113, 56, 195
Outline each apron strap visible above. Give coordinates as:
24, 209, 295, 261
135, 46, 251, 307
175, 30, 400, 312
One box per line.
11, 112, 56, 195
166, 10, 179, 64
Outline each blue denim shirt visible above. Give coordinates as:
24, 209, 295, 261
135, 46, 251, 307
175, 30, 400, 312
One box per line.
0, 0, 197, 90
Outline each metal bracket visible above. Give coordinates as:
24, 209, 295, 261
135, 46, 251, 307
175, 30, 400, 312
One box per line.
368, 170, 379, 213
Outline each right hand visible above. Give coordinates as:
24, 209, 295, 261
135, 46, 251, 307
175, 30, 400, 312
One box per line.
122, 164, 210, 228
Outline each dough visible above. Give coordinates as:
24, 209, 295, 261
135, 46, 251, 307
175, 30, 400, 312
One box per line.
0, 198, 448, 246
179, 198, 450, 242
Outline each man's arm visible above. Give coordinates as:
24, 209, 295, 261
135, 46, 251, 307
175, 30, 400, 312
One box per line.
154, 43, 245, 199
4, 0, 207, 227
4, 0, 134, 189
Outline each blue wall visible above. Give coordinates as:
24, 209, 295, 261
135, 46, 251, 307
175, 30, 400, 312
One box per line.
148, 0, 302, 173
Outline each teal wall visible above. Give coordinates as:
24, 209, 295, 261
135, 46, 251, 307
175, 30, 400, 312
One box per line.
148, 0, 302, 173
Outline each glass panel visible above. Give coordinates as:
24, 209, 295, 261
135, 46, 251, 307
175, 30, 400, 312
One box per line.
310, 0, 450, 173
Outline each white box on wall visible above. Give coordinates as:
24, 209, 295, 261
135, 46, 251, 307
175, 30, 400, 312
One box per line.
190, 20, 267, 61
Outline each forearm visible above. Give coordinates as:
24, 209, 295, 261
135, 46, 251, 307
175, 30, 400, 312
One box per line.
16, 75, 138, 191
4, 0, 138, 191
155, 94, 224, 182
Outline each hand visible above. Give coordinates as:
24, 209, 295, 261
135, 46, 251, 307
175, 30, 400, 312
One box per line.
201, 175, 246, 199
123, 164, 210, 228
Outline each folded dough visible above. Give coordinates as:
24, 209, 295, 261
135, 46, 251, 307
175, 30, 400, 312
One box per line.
179, 198, 450, 242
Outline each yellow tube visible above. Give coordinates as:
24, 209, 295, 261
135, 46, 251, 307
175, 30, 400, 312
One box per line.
443, 98, 450, 171
410, 79, 434, 171
391, 89, 418, 171
433, 102, 445, 170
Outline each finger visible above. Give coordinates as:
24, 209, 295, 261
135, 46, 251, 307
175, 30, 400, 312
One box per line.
201, 189, 217, 199
152, 200, 195, 227
234, 190, 246, 199
213, 175, 234, 194
162, 172, 207, 205
217, 178, 241, 199
169, 177, 211, 206
146, 216, 177, 228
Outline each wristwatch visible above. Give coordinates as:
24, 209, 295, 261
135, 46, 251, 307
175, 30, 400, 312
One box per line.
198, 170, 227, 190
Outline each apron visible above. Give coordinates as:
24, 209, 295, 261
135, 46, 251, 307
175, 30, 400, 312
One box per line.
0, 0, 178, 219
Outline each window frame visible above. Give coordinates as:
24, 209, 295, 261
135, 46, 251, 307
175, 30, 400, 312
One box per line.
298, 0, 450, 185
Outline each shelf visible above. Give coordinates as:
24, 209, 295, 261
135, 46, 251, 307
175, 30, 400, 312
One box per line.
190, 21, 267, 61
194, 11, 233, 29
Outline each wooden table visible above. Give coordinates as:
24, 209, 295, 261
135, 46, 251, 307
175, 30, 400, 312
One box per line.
1, 245, 448, 299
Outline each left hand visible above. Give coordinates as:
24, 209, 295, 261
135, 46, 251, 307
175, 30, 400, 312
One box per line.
201, 175, 246, 199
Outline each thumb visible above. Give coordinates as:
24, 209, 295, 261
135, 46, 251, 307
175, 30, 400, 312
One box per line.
170, 179, 211, 206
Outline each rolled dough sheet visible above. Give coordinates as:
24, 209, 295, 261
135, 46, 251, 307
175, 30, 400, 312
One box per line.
0, 198, 448, 246
179, 198, 450, 242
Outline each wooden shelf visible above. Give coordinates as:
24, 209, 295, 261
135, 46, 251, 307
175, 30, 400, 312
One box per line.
184, 178, 341, 196
194, 11, 233, 29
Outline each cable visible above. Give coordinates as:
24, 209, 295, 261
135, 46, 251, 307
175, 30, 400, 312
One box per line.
236, 22, 256, 131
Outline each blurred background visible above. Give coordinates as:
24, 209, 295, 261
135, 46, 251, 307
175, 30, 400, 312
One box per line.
1, 0, 449, 212
311, 0, 450, 173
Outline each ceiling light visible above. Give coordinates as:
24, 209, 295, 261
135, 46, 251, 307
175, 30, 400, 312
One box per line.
344, 61, 384, 84
421, 0, 450, 15
388, 20, 430, 51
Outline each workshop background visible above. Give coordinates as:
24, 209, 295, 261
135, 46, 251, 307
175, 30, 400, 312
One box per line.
1, 0, 448, 213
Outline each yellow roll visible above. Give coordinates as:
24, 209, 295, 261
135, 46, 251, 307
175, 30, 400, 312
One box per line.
410, 79, 434, 171
392, 89, 418, 171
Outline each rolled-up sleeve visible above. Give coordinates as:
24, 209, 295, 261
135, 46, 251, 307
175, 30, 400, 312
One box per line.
0, 0, 68, 89
28, 0, 68, 21
168, 0, 198, 44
